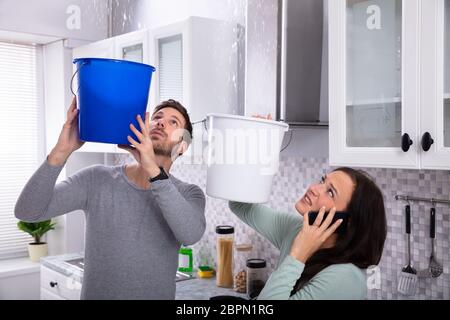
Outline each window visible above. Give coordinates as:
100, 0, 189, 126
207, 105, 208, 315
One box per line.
0, 41, 44, 260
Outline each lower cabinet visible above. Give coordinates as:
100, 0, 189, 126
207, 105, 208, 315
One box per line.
40, 266, 81, 300
41, 288, 66, 300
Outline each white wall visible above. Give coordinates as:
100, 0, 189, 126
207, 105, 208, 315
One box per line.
0, 272, 40, 300
0, 0, 108, 42
112, 0, 246, 35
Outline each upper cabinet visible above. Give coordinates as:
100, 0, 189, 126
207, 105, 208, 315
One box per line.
148, 17, 239, 159
329, 0, 450, 169
114, 29, 149, 64
147, 17, 238, 122
72, 37, 115, 60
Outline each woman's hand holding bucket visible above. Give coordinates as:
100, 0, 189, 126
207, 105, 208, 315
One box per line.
118, 113, 160, 179
48, 98, 85, 166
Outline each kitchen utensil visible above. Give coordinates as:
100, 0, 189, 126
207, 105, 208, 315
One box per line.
397, 204, 418, 296
428, 207, 443, 278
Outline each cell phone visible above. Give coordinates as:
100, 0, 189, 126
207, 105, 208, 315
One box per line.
308, 211, 350, 234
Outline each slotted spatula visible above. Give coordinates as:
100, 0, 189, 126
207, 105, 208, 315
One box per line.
429, 207, 443, 278
397, 204, 418, 296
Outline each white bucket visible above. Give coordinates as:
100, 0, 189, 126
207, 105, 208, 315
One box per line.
205, 113, 289, 203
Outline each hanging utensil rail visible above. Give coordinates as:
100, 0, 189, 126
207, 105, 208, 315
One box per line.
394, 195, 450, 206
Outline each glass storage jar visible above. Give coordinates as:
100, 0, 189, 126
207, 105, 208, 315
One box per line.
216, 226, 234, 288
246, 258, 267, 299
233, 244, 253, 293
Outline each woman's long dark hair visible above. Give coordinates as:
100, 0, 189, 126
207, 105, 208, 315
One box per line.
291, 167, 387, 295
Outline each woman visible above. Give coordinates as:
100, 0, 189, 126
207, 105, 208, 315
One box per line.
229, 167, 387, 300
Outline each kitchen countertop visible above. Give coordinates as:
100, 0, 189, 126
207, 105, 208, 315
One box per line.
40, 253, 248, 300
176, 276, 248, 300
41, 252, 84, 283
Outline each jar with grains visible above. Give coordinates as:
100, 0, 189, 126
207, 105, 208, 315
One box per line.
233, 244, 253, 293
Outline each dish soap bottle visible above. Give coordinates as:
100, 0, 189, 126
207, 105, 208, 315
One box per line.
178, 245, 193, 273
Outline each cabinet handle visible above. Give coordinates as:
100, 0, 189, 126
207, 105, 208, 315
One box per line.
50, 281, 58, 288
421, 132, 434, 152
430, 207, 436, 239
401, 133, 413, 152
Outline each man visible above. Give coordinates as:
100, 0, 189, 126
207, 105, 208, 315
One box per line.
15, 98, 206, 299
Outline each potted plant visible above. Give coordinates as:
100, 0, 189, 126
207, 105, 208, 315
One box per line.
17, 220, 56, 262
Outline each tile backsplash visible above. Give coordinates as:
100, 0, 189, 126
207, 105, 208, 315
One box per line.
117, 154, 450, 299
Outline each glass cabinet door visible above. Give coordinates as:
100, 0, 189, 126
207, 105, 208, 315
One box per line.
416, 0, 450, 169
114, 29, 148, 64
346, 0, 402, 147
444, 0, 450, 147
158, 35, 183, 103
329, 0, 419, 168
121, 43, 143, 63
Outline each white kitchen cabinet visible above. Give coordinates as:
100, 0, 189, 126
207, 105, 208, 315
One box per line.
72, 37, 115, 59
41, 288, 66, 300
329, 0, 450, 169
115, 29, 149, 64
148, 17, 238, 122
419, 0, 450, 169
40, 266, 81, 300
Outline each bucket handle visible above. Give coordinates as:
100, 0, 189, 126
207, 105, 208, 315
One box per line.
70, 61, 89, 96
191, 118, 293, 152
280, 129, 293, 152
191, 118, 209, 132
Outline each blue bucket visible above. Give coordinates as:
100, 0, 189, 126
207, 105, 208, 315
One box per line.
72, 58, 156, 145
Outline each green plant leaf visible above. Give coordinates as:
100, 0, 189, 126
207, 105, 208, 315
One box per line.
17, 219, 56, 243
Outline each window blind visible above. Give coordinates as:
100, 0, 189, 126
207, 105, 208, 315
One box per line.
0, 41, 41, 260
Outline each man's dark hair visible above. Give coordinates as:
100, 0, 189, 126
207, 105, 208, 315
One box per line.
152, 99, 193, 140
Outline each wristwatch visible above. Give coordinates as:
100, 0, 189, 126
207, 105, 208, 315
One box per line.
149, 167, 169, 183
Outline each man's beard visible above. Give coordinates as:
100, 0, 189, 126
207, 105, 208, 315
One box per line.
153, 142, 173, 157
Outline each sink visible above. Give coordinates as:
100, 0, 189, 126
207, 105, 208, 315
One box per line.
64, 257, 193, 281
65, 258, 84, 270
176, 270, 194, 282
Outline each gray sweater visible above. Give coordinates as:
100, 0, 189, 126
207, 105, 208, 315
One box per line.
15, 160, 206, 300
